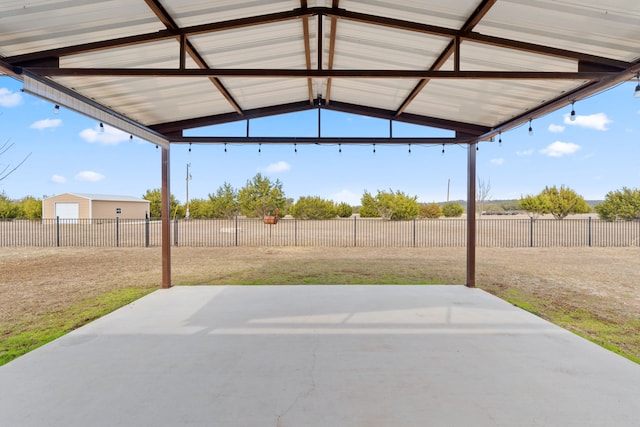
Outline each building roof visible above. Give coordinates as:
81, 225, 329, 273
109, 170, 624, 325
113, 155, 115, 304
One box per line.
47, 193, 149, 203
1, 1, 639, 147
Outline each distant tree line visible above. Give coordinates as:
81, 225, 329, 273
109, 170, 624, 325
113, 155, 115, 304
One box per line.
2, 179, 639, 222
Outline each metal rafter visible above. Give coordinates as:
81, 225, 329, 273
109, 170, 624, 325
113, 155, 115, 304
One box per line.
395, 0, 496, 116
300, 0, 314, 104
325, 0, 339, 105
20, 68, 618, 79
169, 136, 475, 145
143, 0, 243, 115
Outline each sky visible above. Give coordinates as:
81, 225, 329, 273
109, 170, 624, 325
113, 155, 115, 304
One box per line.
0, 75, 639, 206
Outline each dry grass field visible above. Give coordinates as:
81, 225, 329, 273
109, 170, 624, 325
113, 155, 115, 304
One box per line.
1, 246, 639, 364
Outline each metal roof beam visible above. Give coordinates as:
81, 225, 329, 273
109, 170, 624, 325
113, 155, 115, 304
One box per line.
168, 136, 475, 145
300, 0, 314, 104
150, 101, 316, 134
20, 68, 617, 79
324, 100, 489, 135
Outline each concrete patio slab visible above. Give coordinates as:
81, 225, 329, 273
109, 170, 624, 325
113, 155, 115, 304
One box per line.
1, 285, 639, 426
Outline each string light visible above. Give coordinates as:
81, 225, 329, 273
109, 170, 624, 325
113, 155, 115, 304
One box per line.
224, 143, 227, 153
129, 135, 133, 141
373, 143, 376, 154
476, 143, 479, 151
338, 143, 342, 153
258, 143, 261, 154
570, 101, 576, 121
498, 132, 502, 146
528, 119, 533, 136
294, 143, 297, 153
99, 122, 104, 133
53, 104, 60, 114
442, 144, 445, 155
408, 144, 411, 154
188, 142, 192, 153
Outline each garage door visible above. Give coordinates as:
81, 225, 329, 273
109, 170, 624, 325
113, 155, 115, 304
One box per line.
55, 202, 79, 223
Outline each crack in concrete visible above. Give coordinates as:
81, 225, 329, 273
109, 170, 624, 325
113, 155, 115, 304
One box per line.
275, 333, 320, 427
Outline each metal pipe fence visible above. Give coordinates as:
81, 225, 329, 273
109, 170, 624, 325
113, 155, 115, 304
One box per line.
1, 217, 639, 248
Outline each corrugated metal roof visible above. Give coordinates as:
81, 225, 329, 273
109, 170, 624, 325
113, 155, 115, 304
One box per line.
1, 0, 638, 143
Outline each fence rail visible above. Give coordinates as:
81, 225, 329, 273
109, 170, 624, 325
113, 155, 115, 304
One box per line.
1, 217, 639, 248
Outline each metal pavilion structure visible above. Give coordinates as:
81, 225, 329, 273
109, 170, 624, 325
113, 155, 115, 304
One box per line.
1, 0, 639, 288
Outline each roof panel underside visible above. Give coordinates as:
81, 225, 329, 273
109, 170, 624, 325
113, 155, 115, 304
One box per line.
163, 0, 299, 27
476, 0, 640, 62
338, 0, 476, 28
0, 0, 162, 56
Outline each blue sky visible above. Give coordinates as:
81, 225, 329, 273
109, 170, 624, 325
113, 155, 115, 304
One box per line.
0, 75, 638, 205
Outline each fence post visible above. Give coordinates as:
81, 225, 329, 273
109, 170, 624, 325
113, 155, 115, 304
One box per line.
294, 217, 297, 247
115, 217, 120, 247
235, 216, 238, 247
413, 218, 416, 247
56, 216, 60, 247
529, 216, 534, 247
352, 216, 357, 247
173, 219, 179, 246
588, 216, 592, 247
145, 215, 150, 247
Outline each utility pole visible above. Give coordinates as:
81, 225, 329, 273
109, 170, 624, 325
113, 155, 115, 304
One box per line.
185, 163, 192, 219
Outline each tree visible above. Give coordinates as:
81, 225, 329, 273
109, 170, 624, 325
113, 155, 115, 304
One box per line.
476, 177, 491, 217
237, 173, 286, 217
186, 198, 211, 219
0, 139, 31, 183
290, 196, 336, 219
359, 190, 418, 220
18, 196, 42, 219
519, 194, 547, 219
0, 193, 20, 218
542, 185, 590, 219
442, 202, 464, 217
595, 187, 640, 221
209, 182, 239, 219
142, 189, 181, 218
336, 202, 353, 218
419, 203, 442, 219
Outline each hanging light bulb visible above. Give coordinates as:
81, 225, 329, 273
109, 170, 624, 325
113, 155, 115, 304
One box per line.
258, 143, 261, 154
570, 101, 576, 121
224, 143, 227, 153
476, 143, 479, 151
294, 143, 297, 154
373, 143, 376, 154
442, 144, 445, 155
528, 119, 533, 136
99, 122, 104, 133
338, 143, 342, 154
408, 144, 411, 154
635, 73, 640, 98
53, 104, 60, 114
498, 132, 502, 146
129, 135, 133, 141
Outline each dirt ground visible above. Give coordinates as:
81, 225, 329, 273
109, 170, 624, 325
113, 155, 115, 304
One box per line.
1, 246, 639, 329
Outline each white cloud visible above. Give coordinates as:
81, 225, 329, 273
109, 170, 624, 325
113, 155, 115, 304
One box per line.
75, 171, 105, 182
564, 112, 612, 131
262, 161, 291, 174
331, 189, 360, 205
0, 88, 22, 107
548, 124, 565, 133
490, 158, 504, 166
30, 118, 62, 130
79, 124, 131, 145
51, 174, 67, 184
516, 149, 534, 156
540, 141, 581, 157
